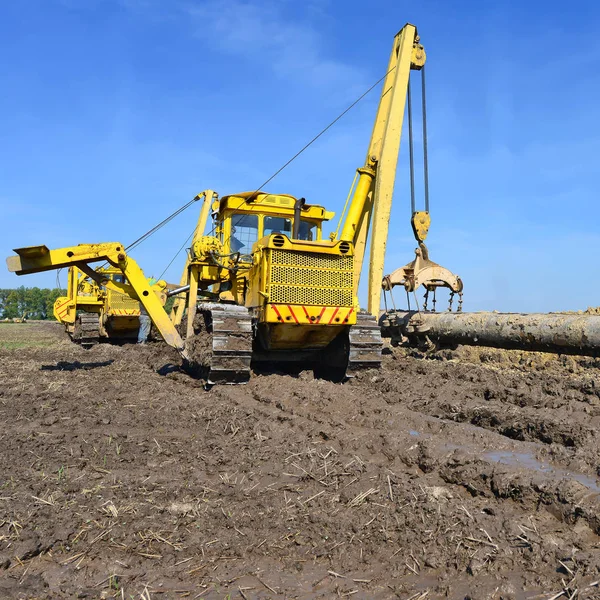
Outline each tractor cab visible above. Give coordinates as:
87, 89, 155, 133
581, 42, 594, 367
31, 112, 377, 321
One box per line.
214, 192, 334, 259
186, 191, 337, 306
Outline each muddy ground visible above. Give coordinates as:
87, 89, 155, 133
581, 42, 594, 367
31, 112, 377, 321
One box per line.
1, 322, 600, 599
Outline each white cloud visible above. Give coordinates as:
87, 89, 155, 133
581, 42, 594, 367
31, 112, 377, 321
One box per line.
181, 0, 366, 93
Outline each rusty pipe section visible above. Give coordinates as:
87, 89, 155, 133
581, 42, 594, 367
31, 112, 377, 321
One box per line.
381, 311, 600, 356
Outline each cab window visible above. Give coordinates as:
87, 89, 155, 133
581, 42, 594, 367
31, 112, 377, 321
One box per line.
298, 221, 317, 241
264, 216, 292, 237
230, 213, 258, 256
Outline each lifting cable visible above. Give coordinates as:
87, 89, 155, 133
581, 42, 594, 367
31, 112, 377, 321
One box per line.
421, 65, 430, 213
244, 66, 397, 201
62, 67, 402, 289
407, 66, 430, 215
153, 66, 399, 278
157, 229, 196, 282
125, 195, 201, 253
218, 66, 399, 254
92, 194, 202, 277
407, 78, 416, 214
157, 211, 220, 282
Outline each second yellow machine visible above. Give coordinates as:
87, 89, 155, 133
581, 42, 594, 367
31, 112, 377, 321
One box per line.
53, 266, 169, 347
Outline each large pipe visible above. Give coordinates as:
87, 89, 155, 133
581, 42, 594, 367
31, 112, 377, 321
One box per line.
381, 311, 600, 356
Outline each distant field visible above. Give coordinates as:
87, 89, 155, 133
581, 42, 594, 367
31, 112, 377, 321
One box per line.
0, 321, 63, 349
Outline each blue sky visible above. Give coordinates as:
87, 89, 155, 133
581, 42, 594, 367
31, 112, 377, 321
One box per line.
1, 0, 599, 312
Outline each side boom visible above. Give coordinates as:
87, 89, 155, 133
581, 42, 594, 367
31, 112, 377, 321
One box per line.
366, 24, 425, 315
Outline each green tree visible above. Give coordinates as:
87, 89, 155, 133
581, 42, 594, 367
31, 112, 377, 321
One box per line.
45, 288, 66, 319
3, 287, 26, 319
0, 287, 66, 320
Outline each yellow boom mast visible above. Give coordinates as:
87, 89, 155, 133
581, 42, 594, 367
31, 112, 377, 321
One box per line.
337, 23, 425, 315
170, 189, 217, 327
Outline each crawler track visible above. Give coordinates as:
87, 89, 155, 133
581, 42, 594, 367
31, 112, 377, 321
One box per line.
347, 312, 383, 375
203, 304, 253, 385
73, 313, 100, 348
184, 303, 253, 385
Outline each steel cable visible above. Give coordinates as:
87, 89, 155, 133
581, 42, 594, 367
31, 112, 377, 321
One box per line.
407, 77, 416, 215
130, 66, 396, 254
421, 65, 430, 213
157, 229, 196, 282
244, 66, 397, 201
125, 195, 201, 252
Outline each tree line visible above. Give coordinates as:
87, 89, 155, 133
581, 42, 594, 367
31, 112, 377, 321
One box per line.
0, 287, 66, 320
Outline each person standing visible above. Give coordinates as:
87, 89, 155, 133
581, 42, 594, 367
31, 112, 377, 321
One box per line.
137, 303, 151, 344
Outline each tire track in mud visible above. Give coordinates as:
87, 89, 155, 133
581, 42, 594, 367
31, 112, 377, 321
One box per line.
214, 360, 600, 542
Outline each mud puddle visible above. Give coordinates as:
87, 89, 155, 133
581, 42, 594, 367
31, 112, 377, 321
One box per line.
484, 450, 600, 493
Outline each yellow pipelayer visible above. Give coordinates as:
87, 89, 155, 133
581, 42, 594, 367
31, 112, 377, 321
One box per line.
52, 265, 165, 346
7, 24, 462, 384
167, 24, 432, 380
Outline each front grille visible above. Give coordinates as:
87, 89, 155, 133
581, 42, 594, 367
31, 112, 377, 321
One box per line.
107, 291, 140, 311
269, 249, 354, 307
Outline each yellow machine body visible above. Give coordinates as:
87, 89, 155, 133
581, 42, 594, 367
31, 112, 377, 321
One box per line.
248, 234, 357, 350
6, 23, 458, 381
53, 267, 102, 327
52, 263, 166, 342
180, 191, 357, 350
